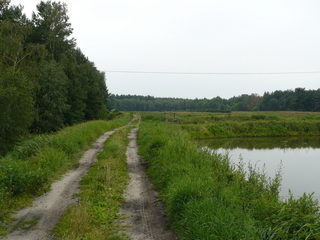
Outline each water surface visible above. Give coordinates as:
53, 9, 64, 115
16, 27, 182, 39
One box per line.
198, 137, 320, 199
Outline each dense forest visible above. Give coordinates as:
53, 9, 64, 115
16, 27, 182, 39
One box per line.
0, 1, 110, 154
108, 88, 320, 112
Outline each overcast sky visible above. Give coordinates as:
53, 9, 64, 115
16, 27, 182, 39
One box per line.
11, 0, 320, 99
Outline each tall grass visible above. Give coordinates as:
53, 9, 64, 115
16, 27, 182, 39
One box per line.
138, 118, 320, 239
0, 114, 130, 234
53, 127, 131, 240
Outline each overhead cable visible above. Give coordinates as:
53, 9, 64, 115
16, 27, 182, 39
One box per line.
105, 70, 320, 75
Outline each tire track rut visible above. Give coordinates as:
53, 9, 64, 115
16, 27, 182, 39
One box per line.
6, 129, 119, 240
119, 128, 178, 240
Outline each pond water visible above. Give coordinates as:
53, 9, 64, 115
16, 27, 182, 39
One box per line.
198, 137, 320, 200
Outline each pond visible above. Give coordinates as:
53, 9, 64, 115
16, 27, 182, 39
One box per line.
198, 136, 320, 200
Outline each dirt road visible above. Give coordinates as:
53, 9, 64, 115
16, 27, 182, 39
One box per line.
119, 128, 178, 240
6, 129, 118, 240
5, 124, 177, 240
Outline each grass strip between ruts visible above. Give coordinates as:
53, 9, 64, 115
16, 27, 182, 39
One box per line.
53, 126, 132, 240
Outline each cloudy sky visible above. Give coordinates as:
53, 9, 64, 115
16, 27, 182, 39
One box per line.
11, 0, 320, 99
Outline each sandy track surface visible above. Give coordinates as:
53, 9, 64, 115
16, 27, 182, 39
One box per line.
6, 129, 119, 240
119, 128, 178, 240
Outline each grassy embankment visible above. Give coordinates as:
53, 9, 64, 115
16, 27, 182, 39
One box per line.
53, 126, 133, 240
138, 112, 320, 239
0, 114, 131, 235
176, 111, 320, 138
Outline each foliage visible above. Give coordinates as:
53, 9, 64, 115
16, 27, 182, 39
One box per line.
0, 1, 109, 154
137, 113, 320, 239
31, 61, 69, 133
260, 88, 320, 112
108, 88, 320, 112
0, 67, 35, 154
30, 0, 75, 61
0, 115, 130, 234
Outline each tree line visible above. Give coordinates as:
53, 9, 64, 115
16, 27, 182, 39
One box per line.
0, 1, 109, 154
108, 88, 320, 112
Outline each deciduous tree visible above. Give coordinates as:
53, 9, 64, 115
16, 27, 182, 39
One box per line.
0, 66, 35, 153
30, 1, 75, 61
32, 61, 69, 133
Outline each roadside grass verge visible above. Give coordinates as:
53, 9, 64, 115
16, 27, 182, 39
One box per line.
0, 114, 131, 235
138, 119, 320, 239
53, 127, 131, 240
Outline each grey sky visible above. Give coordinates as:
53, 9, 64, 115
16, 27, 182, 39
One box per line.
12, 0, 320, 99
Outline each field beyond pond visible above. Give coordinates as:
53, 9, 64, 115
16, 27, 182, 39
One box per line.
165, 111, 320, 138
139, 111, 320, 239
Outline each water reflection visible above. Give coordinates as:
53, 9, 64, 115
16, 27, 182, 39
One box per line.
198, 137, 320, 200
199, 136, 320, 150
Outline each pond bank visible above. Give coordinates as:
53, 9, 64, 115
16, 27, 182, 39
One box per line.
138, 112, 320, 239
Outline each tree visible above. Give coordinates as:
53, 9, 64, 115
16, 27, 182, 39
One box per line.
269, 98, 280, 111
293, 88, 308, 111
0, 0, 9, 12
59, 50, 87, 125
30, 1, 75, 61
0, 66, 35, 153
0, 0, 110, 153
32, 61, 69, 133
0, 1, 27, 24
247, 94, 262, 111
232, 102, 248, 111
0, 20, 34, 71
313, 89, 320, 112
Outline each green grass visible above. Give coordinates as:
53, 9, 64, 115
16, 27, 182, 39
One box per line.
141, 111, 320, 138
0, 114, 131, 235
174, 111, 320, 125
182, 119, 320, 138
138, 114, 320, 239
53, 127, 132, 240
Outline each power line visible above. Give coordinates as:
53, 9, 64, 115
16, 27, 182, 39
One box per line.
105, 70, 320, 75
